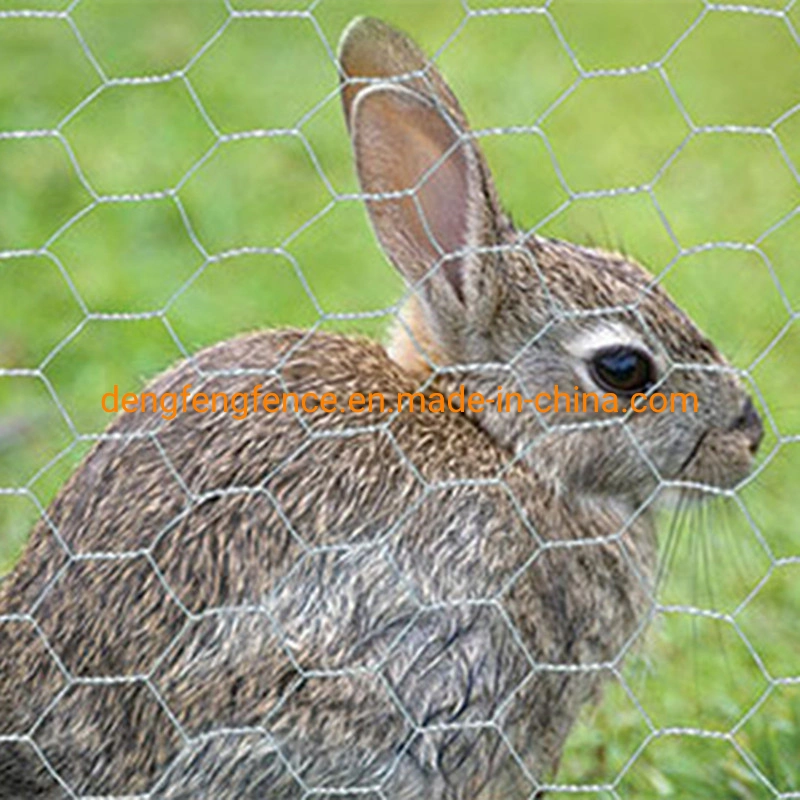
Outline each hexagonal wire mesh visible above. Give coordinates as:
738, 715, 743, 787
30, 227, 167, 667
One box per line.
0, 0, 799, 797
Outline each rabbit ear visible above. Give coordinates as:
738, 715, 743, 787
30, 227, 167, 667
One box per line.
339, 16, 470, 134
341, 18, 506, 343
351, 84, 480, 296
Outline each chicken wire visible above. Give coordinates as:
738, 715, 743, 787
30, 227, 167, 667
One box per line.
0, 0, 799, 797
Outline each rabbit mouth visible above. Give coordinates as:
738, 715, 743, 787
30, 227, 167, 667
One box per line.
675, 426, 757, 490
677, 429, 709, 478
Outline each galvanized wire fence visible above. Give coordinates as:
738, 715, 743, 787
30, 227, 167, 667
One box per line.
0, 0, 799, 797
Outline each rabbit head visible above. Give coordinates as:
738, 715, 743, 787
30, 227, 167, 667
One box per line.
340, 17, 763, 507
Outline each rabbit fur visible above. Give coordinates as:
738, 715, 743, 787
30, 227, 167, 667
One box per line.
0, 16, 763, 800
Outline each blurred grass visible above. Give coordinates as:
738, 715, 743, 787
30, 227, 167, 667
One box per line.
0, 0, 799, 796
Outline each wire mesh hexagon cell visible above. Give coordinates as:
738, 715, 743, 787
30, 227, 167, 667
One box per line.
0, 0, 799, 798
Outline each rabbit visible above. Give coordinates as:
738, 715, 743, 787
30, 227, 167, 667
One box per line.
0, 15, 763, 800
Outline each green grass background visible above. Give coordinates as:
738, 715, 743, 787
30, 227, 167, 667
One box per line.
0, 0, 799, 795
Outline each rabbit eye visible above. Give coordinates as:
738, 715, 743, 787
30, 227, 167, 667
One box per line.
590, 346, 655, 395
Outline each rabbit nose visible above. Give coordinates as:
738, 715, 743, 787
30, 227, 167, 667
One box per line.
731, 395, 763, 454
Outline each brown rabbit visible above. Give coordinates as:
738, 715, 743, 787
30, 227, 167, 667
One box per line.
0, 17, 762, 800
